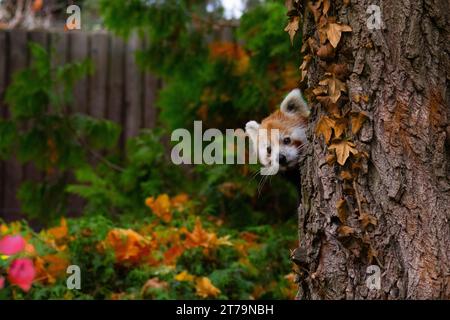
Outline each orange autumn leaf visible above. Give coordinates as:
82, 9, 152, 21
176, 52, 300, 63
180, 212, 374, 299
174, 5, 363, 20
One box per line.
195, 277, 221, 298
185, 218, 211, 248
171, 193, 189, 211
32, 0, 43, 12
240, 231, 259, 244
35, 254, 69, 284
185, 218, 232, 250
105, 229, 152, 264
110, 292, 126, 300
0, 224, 8, 235
209, 42, 247, 61
209, 42, 250, 75
163, 245, 184, 265
47, 218, 68, 240
146, 194, 172, 223
174, 271, 195, 282
250, 285, 266, 300
24, 242, 36, 256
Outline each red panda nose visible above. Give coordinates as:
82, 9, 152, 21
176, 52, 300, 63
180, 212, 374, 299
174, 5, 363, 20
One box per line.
278, 154, 287, 165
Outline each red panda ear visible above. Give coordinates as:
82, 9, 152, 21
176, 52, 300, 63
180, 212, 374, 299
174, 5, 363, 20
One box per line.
245, 121, 260, 153
280, 89, 310, 118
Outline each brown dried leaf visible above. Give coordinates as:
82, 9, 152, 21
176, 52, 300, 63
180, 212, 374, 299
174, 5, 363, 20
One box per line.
351, 111, 369, 134
319, 77, 347, 103
323, 0, 330, 15
299, 55, 312, 82
317, 96, 341, 117
316, 116, 335, 144
326, 63, 349, 80
307, 0, 322, 23
328, 140, 358, 165
317, 42, 335, 59
367, 246, 378, 264
312, 86, 327, 96
326, 153, 336, 165
326, 23, 352, 48
359, 212, 377, 229
334, 117, 348, 139
340, 170, 353, 180
336, 198, 348, 223
284, 16, 300, 45
338, 225, 354, 237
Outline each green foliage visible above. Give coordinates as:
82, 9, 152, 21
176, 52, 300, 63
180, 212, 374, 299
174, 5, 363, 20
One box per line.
1, 0, 302, 300
2, 43, 120, 221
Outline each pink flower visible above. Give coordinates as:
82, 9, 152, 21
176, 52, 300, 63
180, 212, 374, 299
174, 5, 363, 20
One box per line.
0, 276, 4, 289
0, 235, 26, 255
8, 258, 36, 292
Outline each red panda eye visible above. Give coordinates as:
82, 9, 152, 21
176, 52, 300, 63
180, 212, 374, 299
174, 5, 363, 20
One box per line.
283, 137, 291, 145
287, 102, 295, 111
267, 146, 271, 154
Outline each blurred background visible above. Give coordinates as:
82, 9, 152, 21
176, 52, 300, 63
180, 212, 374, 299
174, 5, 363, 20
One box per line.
0, 0, 302, 300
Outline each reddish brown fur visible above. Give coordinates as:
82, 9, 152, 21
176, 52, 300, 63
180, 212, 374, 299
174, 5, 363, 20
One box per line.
260, 110, 308, 138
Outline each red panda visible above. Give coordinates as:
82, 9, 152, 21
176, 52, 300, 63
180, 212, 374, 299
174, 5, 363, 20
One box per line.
245, 89, 310, 173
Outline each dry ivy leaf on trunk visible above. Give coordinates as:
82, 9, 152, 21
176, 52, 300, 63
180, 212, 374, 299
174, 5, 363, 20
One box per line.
317, 96, 341, 117
307, 0, 323, 23
312, 85, 328, 96
351, 111, 369, 134
324, 63, 350, 80
284, 16, 300, 45
299, 54, 312, 82
316, 115, 335, 144
340, 170, 353, 180
325, 22, 352, 48
328, 140, 358, 165
359, 212, 378, 229
319, 76, 347, 103
333, 117, 348, 139
317, 42, 335, 59
336, 198, 348, 223
338, 225, 354, 237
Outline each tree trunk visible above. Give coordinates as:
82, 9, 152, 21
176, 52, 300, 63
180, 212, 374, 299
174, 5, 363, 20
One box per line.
293, 0, 450, 299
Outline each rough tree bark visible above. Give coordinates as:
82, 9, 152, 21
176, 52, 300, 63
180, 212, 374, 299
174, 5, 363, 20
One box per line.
292, 0, 450, 299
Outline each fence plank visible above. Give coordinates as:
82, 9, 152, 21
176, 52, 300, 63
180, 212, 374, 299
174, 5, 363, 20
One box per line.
107, 36, 125, 126
0, 32, 7, 216
25, 31, 49, 184
89, 33, 108, 118
124, 34, 143, 139
4, 30, 28, 218
70, 32, 89, 114
143, 74, 159, 129
50, 31, 68, 67
0, 30, 161, 218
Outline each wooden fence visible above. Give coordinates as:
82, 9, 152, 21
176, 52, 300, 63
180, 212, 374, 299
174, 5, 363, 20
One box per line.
0, 30, 161, 219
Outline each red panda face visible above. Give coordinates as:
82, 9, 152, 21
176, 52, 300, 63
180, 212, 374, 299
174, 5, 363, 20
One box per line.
246, 89, 310, 172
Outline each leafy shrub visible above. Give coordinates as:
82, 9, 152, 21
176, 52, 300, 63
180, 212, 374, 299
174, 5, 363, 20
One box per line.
0, 194, 297, 299
0, 0, 302, 300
